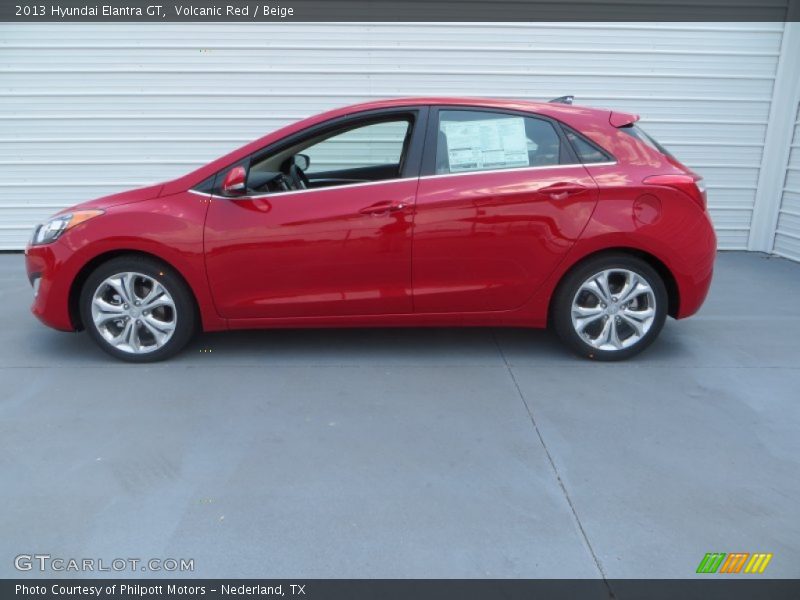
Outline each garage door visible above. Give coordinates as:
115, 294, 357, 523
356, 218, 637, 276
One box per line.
0, 22, 786, 250
773, 103, 800, 260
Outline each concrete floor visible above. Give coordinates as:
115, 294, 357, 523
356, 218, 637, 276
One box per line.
0, 251, 798, 579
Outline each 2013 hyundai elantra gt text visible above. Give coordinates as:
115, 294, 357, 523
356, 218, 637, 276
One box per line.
25, 97, 716, 362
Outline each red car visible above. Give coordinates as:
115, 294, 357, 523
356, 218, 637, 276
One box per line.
25, 97, 716, 362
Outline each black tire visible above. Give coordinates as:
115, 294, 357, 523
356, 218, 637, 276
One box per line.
79, 255, 197, 362
551, 253, 668, 361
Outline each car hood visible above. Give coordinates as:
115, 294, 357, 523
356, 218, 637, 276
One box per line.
58, 183, 165, 215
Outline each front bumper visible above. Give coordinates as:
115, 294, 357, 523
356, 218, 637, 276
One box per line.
25, 242, 77, 331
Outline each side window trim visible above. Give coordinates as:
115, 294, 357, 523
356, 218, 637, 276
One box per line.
420, 105, 579, 177
206, 106, 429, 196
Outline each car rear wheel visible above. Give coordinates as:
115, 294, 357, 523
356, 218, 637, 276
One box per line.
552, 254, 668, 360
79, 256, 196, 362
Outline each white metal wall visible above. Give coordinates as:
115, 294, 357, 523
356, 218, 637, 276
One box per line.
774, 103, 800, 260
0, 22, 789, 251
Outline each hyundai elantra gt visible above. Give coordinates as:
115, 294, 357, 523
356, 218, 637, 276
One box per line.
25, 97, 716, 362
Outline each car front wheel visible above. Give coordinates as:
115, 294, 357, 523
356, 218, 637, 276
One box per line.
552, 254, 668, 360
79, 256, 196, 362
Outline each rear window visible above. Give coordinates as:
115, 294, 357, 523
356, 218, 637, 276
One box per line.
621, 124, 675, 159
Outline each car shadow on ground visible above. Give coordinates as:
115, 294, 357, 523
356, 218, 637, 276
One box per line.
171, 322, 689, 366
181, 326, 564, 366
22, 321, 698, 366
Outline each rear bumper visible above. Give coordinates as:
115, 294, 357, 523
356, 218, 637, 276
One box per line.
674, 210, 717, 319
25, 242, 77, 331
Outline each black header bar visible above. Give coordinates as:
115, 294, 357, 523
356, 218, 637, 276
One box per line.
2, 0, 799, 22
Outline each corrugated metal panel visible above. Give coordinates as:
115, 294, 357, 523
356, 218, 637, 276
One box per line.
0, 22, 786, 249
774, 104, 800, 260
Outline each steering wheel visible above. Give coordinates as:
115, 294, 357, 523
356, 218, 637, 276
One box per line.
289, 163, 309, 190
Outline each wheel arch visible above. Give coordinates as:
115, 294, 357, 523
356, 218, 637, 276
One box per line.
548, 246, 680, 323
68, 249, 201, 331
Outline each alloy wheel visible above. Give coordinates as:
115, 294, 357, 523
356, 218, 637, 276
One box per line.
570, 268, 656, 351
91, 271, 177, 354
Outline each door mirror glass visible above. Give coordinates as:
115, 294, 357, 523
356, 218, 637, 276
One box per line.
293, 154, 310, 171
222, 166, 247, 196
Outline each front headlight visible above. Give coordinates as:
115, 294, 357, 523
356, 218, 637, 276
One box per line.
30, 210, 104, 245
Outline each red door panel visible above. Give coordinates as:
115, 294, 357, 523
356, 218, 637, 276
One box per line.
412, 166, 598, 313
204, 179, 416, 319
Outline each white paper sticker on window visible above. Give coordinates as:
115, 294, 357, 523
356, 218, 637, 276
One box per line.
442, 116, 530, 173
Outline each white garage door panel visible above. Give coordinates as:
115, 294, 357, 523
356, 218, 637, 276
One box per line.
715, 230, 751, 249
0, 22, 786, 250
701, 188, 758, 210
665, 144, 765, 165
3, 51, 779, 78
0, 97, 776, 124
778, 190, 800, 215
0, 141, 245, 163
698, 167, 761, 189
4, 22, 784, 47
0, 116, 302, 136
3, 163, 199, 184
1, 76, 776, 100
784, 166, 800, 191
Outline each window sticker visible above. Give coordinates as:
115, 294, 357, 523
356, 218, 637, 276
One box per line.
441, 116, 530, 173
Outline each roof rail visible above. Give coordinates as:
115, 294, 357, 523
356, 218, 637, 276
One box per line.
548, 95, 574, 105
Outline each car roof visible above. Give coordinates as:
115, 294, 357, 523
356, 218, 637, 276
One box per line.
331, 96, 611, 120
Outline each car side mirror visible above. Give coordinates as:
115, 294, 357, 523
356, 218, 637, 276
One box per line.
222, 166, 247, 196
293, 154, 310, 171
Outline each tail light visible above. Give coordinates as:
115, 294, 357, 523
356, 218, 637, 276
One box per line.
643, 174, 706, 210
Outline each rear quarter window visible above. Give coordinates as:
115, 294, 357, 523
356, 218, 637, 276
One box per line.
563, 127, 614, 164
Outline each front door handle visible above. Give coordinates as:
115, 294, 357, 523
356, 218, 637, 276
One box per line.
539, 182, 587, 200
359, 201, 408, 216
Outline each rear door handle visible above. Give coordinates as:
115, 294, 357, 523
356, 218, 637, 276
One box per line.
539, 182, 587, 200
359, 201, 408, 216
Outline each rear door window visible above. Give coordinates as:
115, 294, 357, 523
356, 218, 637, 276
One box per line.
435, 110, 567, 174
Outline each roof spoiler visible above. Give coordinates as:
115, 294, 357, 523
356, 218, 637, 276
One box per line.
609, 110, 640, 128
548, 95, 574, 105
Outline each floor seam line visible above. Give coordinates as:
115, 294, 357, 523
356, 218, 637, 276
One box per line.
493, 330, 615, 598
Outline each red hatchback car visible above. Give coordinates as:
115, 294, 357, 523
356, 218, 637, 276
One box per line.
25, 97, 716, 362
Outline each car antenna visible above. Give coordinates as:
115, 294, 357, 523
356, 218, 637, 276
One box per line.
548, 95, 574, 105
